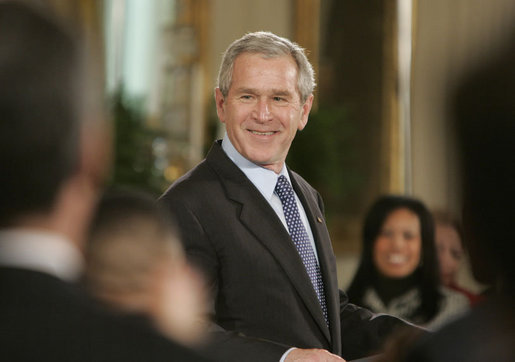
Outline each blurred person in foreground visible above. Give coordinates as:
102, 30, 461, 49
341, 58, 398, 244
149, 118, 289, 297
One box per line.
0, 2, 209, 361
402, 31, 515, 362
347, 196, 469, 330
432, 210, 481, 306
84, 189, 207, 347
159, 31, 418, 362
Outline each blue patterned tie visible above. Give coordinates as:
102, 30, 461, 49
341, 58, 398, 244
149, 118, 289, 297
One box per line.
275, 175, 329, 326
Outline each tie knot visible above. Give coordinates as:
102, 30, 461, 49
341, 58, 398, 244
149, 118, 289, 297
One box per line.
275, 175, 294, 202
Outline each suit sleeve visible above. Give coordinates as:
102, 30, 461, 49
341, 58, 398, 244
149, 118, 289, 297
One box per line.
339, 290, 422, 360
159, 194, 291, 362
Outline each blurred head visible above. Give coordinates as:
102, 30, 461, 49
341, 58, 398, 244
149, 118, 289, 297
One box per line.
432, 211, 464, 286
217, 31, 315, 103
453, 32, 515, 292
85, 189, 206, 345
0, 3, 80, 224
215, 32, 315, 173
0, 2, 109, 229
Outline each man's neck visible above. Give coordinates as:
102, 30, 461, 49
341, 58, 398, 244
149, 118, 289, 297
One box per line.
221, 133, 287, 175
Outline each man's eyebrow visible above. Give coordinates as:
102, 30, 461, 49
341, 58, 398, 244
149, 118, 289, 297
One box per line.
232, 87, 294, 97
270, 89, 293, 97
233, 87, 259, 94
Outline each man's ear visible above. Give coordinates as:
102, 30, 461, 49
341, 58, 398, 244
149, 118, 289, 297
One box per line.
298, 94, 314, 131
214, 88, 226, 124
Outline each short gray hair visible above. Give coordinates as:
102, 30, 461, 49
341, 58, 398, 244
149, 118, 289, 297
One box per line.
217, 31, 315, 103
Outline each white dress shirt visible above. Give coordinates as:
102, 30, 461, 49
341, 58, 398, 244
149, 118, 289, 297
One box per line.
0, 228, 83, 281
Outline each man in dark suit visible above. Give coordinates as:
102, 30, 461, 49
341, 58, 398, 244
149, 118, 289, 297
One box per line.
160, 31, 414, 362
0, 2, 209, 361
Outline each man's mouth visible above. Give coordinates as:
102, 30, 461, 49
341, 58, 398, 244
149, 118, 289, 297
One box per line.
249, 130, 276, 136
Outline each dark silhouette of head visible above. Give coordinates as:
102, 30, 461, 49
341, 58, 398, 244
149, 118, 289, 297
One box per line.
0, 2, 82, 225
453, 33, 515, 295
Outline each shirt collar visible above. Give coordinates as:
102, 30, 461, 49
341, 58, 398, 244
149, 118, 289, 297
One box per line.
0, 228, 84, 281
221, 133, 291, 201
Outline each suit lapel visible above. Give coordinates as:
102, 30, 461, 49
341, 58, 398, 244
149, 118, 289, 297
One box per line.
205, 142, 331, 343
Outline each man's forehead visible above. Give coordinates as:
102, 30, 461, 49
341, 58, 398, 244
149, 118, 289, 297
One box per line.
234, 51, 297, 66
230, 53, 301, 96
232, 86, 294, 95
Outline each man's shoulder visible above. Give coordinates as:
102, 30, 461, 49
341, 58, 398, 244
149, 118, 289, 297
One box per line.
92, 311, 211, 361
0, 270, 208, 361
160, 158, 221, 201
174, 158, 212, 186
406, 299, 515, 361
160, 141, 248, 203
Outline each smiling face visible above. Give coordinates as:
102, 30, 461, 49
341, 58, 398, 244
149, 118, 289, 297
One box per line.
373, 208, 422, 279
215, 53, 313, 173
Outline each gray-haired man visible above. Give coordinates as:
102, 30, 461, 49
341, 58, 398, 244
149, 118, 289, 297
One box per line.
160, 31, 416, 362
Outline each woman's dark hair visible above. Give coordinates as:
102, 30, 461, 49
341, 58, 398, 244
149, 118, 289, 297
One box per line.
347, 195, 442, 323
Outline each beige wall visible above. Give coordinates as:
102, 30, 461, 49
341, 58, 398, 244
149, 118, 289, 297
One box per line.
411, 0, 515, 213
410, 0, 515, 292
208, 0, 293, 108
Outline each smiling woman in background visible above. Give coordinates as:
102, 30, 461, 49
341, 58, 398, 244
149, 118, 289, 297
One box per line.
347, 195, 469, 330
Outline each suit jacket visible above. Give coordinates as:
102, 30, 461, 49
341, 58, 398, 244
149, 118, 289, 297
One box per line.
160, 141, 413, 361
0, 267, 210, 362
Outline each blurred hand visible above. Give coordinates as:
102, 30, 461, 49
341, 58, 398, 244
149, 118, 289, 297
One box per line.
285, 348, 346, 361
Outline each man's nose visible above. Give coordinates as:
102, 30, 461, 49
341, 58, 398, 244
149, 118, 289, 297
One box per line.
253, 99, 272, 122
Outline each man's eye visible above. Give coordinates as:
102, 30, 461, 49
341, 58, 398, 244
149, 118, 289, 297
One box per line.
273, 96, 285, 102
240, 95, 253, 100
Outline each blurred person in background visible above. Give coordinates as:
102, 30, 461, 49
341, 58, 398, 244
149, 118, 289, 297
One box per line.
432, 210, 481, 305
347, 196, 469, 330
0, 2, 209, 361
403, 28, 515, 362
84, 188, 207, 347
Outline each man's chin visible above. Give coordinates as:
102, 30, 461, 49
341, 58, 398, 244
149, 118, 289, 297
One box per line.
248, 157, 282, 173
